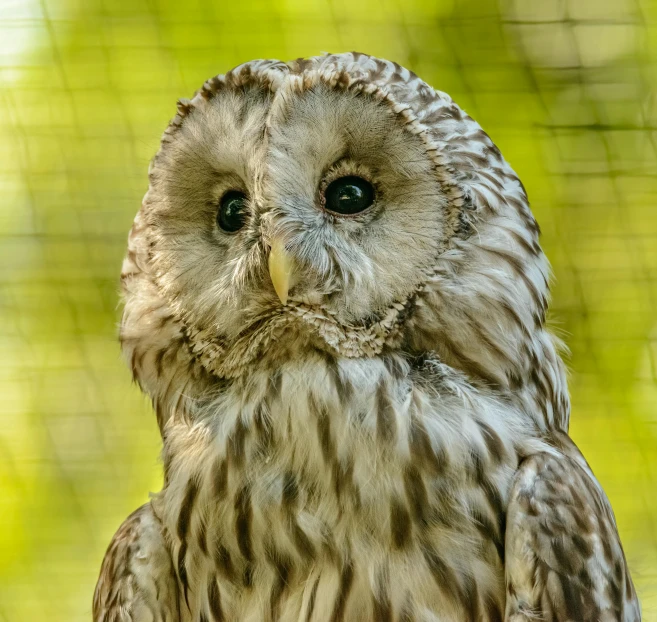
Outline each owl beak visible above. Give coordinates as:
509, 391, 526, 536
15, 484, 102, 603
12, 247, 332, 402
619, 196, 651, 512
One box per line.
268, 238, 296, 305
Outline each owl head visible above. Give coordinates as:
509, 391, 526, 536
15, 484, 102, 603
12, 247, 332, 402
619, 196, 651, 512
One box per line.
121, 53, 569, 432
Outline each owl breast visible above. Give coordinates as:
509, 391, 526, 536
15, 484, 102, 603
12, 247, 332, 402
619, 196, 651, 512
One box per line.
154, 352, 533, 621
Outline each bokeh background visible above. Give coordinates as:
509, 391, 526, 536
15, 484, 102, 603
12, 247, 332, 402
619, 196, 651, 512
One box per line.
1, 0, 656, 619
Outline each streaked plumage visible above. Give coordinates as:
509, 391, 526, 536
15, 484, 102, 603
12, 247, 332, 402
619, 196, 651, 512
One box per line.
93, 52, 640, 622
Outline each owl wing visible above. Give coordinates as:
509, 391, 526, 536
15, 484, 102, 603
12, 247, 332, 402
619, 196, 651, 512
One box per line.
93, 503, 180, 622
504, 434, 641, 622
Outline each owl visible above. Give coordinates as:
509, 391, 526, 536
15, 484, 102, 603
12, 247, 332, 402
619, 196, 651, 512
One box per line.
93, 53, 641, 622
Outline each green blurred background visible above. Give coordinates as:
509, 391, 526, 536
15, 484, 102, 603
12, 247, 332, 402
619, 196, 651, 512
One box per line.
1, 0, 656, 619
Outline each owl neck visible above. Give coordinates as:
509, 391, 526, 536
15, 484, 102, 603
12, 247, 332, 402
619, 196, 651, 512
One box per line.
122, 274, 569, 436
165, 349, 542, 475
406, 297, 570, 431
436, 327, 568, 431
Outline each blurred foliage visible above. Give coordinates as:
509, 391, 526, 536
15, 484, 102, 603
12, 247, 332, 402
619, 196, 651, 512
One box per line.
0, 0, 656, 619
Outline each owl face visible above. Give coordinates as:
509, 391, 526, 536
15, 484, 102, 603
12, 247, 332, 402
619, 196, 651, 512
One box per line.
145, 73, 465, 360
130, 54, 562, 426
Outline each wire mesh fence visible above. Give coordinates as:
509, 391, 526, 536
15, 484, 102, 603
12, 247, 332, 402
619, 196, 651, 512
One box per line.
0, 0, 656, 619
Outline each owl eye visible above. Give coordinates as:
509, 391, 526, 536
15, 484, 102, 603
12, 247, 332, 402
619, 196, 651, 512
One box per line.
323, 176, 375, 215
217, 190, 248, 233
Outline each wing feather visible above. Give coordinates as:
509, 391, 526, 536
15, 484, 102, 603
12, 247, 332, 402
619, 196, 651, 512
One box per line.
93, 503, 180, 622
504, 434, 640, 621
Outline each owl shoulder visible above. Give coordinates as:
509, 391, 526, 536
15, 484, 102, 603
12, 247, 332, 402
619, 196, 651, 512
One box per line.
504, 431, 640, 621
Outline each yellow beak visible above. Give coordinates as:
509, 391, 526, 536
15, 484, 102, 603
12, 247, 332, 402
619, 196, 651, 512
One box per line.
268, 238, 296, 305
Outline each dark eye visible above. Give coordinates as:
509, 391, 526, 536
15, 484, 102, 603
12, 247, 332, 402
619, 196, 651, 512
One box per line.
217, 190, 248, 232
323, 176, 375, 215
